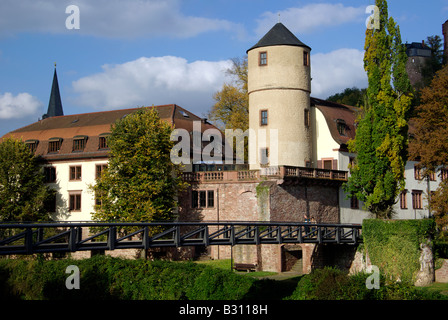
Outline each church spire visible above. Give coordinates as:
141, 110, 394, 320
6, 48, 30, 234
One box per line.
43, 63, 64, 119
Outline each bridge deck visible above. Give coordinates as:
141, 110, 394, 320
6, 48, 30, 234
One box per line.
0, 221, 362, 255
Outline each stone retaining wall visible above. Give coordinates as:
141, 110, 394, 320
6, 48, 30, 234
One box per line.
436, 259, 448, 283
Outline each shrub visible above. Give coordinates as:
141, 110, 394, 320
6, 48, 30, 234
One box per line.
287, 267, 350, 300
286, 267, 445, 300
186, 267, 255, 300
0, 256, 255, 300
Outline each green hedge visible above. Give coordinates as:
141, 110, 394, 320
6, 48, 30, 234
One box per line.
362, 219, 435, 284
0, 256, 255, 300
2, 256, 445, 300
287, 267, 444, 300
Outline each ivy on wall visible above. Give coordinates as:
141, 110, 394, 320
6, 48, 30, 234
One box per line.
362, 219, 435, 284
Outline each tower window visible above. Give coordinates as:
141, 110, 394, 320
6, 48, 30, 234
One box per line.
260, 148, 269, 165
304, 109, 310, 128
303, 51, 309, 66
259, 52, 267, 66
260, 110, 268, 126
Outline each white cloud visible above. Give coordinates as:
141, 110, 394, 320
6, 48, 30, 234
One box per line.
256, 3, 365, 36
71, 56, 233, 115
0, 0, 242, 39
71, 51, 367, 115
311, 48, 367, 99
0, 92, 42, 119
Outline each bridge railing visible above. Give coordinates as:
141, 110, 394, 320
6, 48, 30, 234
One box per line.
0, 221, 362, 255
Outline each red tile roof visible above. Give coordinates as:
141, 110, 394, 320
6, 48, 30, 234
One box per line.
311, 97, 359, 147
1, 104, 219, 161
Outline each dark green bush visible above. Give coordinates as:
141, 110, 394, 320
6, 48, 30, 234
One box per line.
287, 267, 351, 300
186, 267, 254, 300
1, 256, 445, 300
434, 241, 448, 259
0, 256, 255, 300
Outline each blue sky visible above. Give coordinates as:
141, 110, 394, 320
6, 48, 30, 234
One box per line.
1, 0, 447, 137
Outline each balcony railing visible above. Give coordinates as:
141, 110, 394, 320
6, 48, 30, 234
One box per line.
283, 166, 348, 180
182, 166, 347, 183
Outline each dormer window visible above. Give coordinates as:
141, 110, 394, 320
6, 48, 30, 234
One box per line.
25, 139, 39, 153
48, 137, 62, 153
73, 135, 88, 152
181, 110, 190, 118
98, 133, 110, 150
336, 119, 346, 136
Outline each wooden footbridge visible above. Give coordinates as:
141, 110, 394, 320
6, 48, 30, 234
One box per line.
0, 221, 361, 255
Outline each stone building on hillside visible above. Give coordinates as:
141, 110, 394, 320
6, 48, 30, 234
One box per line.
2, 23, 445, 272
405, 41, 432, 88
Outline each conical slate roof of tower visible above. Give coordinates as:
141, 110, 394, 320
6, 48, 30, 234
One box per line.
43, 66, 64, 119
247, 23, 311, 53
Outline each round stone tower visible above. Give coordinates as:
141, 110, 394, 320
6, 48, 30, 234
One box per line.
247, 23, 312, 170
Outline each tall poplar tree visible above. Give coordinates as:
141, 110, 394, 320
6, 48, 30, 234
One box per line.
344, 0, 413, 218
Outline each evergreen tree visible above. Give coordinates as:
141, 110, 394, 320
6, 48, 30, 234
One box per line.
0, 138, 53, 222
91, 107, 186, 229
421, 35, 445, 87
344, 0, 413, 218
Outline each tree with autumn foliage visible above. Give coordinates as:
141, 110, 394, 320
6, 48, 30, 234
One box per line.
208, 57, 248, 131
409, 65, 448, 231
91, 107, 186, 228
344, 0, 413, 218
208, 57, 249, 162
